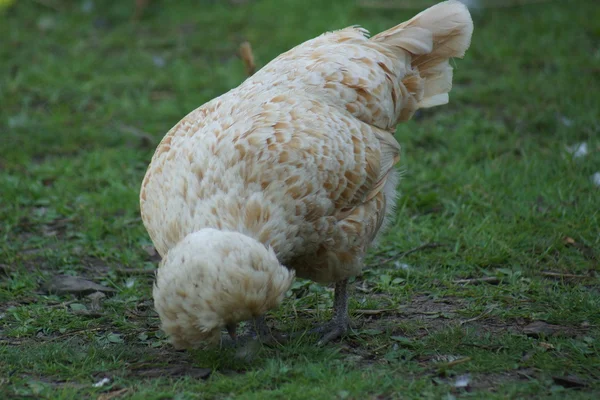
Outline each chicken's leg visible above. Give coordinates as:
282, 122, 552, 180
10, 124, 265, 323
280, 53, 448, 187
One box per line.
247, 315, 288, 344
308, 279, 350, 345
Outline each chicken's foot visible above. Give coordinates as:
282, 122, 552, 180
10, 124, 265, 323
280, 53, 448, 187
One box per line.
220, 315, 285, 352
247, 315, 286, 344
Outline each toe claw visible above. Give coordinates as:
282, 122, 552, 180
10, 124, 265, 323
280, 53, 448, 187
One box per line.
317, 325, 348, 346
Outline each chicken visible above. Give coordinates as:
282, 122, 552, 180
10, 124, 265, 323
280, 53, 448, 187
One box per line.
140, 0, 473, 349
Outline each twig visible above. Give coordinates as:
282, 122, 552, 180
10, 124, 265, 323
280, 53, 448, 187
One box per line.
239, 41, 256, 76
454, 277, 501, 285
541, 271, 592, 280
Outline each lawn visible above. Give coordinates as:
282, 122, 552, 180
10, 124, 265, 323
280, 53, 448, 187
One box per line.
1, 0, 599, 398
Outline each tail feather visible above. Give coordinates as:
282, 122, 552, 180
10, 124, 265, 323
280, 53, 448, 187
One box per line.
372, 0, 473, 109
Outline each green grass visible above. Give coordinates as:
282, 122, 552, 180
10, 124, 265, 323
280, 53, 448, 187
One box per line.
1, 0, 599, 398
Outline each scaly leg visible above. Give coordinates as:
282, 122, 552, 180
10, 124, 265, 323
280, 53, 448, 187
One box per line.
306, 279, 350, 345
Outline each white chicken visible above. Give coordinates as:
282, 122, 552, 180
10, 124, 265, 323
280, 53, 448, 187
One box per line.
140, 0, 473, 349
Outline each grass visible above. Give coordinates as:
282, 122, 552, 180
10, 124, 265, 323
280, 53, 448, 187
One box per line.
1, 0, 599, 398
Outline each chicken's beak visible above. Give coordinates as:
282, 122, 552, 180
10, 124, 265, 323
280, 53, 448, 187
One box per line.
225, 323, 237, 341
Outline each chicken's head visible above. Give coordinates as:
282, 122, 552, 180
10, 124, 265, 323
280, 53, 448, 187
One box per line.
152, 228, 294, 349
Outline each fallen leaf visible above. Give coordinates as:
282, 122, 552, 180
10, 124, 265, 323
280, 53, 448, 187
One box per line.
69, 303, 87, 311
523, 321, 557, 337
107, 333, 124, 344
44, 275, 116, 296
522, 321, 576, 338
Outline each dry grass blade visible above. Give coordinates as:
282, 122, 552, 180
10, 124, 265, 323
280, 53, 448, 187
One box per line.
437, 357, 472, 370
459, 307, 494, 325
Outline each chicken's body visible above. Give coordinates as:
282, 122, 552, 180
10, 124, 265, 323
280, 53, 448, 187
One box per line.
141, 0, 473, 349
